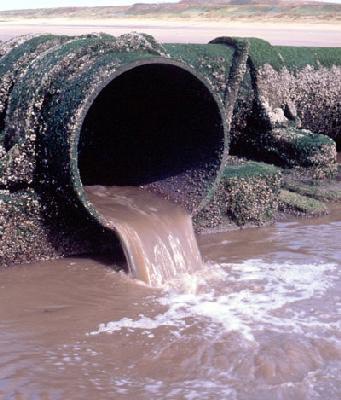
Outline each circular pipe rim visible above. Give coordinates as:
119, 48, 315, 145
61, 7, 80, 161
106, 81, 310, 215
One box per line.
69, 57, 229, 229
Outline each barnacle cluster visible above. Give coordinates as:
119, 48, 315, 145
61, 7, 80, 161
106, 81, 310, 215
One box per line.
0, 33, 339, 266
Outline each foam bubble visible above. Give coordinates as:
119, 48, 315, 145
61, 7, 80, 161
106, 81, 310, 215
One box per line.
89, 260, 339, 342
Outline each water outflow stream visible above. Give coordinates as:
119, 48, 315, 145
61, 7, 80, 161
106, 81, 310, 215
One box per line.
84, 186, 202, 286
0, 205, 341, 399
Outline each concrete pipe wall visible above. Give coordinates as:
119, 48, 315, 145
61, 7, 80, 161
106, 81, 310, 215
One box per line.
0, 33, 231, 257
226, 38, 341, 153
0, 32, 339, 266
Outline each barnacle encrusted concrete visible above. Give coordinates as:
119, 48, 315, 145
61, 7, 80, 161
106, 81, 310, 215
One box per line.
282, 180, 341, 203
0, 189, 59, 264
234, 126, 337, 179
230, 38, 339, 170
0, 32, 230, 266
194, 160, 282, 230
0, 33, 339, 267
0, 189, 121, 265
279, 190, 328, 217
222, 162, 281, 226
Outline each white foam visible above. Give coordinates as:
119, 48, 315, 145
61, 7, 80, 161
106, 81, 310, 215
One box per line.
111, 376, 237, 399
88, 260, 339, 341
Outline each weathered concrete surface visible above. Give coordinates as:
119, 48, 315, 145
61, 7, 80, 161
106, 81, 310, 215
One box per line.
230, 39, 340, 163
257, 64, 341, 150
0, 32, 230, 266
0, 33, 339, 266
194, 159, 282, 230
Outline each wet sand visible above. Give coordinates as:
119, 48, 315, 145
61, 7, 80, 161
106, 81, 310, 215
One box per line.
0, 20, 340, 46
0, 204, 340, 399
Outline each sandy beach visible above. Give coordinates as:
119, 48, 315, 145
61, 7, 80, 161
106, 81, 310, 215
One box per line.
0, 18, 340, 46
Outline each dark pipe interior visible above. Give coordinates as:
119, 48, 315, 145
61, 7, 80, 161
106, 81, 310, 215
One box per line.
79, 63, 224, 186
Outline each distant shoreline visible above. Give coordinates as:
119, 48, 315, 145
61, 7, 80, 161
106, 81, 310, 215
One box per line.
0, 16, 340, 26
0, 1, 340, 25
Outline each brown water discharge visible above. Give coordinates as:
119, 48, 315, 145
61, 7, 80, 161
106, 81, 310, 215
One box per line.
1, 205, 340, 399
84, 186, 202, 286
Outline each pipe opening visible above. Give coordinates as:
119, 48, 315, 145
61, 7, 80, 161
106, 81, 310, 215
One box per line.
78, 63, 225, 211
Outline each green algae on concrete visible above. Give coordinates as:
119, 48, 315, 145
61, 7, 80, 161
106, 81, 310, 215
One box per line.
235, 127, 337, 179
245, 38, 341, 71
164, 43, 234, 101
279, 189, 328, 217
275, 46, 341, 71
222, 161, 280, 180
282, 180, 341, 203
0, 35, 71, 132
229, 37, 341, 152
194, 160, 282, 230
0, 32, 229, 266
0, 32, 340, 266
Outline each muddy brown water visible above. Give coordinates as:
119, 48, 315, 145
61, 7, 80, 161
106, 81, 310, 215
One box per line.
84, 186, 202, 286
0, 189, 341, 399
